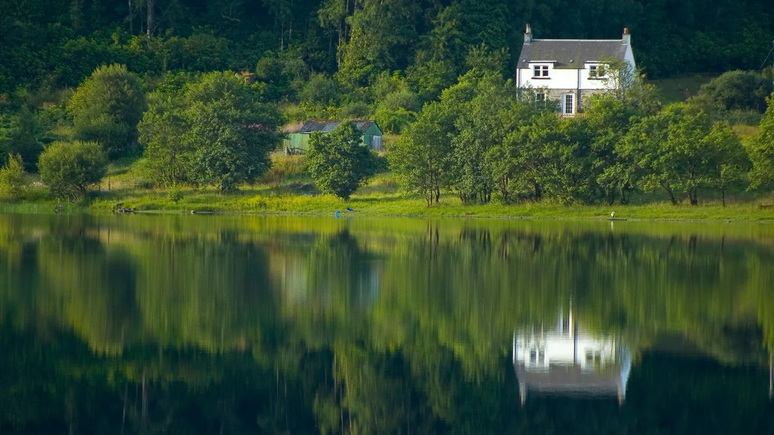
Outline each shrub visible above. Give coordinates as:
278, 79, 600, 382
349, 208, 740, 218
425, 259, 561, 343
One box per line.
374, 91, 421, 134
38, 141, 107, 200
0, 154, 28, 201
694, 70, 774, 113
168, 187, 184, 203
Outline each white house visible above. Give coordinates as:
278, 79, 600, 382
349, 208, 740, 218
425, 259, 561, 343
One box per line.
516, 24, 636, 116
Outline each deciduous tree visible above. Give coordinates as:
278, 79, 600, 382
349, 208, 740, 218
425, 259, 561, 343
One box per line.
38, 141, 107, 200
68, 64, 146, 158
306, 122, 377, 199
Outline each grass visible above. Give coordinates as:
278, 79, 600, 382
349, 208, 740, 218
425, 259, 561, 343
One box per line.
7, 154, 774, 222
7, 141, 774, 222
648, 74, 717, 105
76, 171, 774, 222
8, 177, 774, 222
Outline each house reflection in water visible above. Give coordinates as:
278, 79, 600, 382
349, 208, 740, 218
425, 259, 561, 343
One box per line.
513, 308, 631, 405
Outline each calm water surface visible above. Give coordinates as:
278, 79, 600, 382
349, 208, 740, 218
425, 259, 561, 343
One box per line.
0, 213, 773, 434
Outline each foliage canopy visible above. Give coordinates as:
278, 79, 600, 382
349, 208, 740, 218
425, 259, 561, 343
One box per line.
37, 141, 107, 200
306, 122, 377, 199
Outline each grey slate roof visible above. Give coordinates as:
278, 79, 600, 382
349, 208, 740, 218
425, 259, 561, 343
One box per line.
298, 120, 377, 134
518, 40, 628, 69
515, 364, 624, 396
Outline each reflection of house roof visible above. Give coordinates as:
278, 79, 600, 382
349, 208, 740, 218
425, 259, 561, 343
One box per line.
297, 120, 376, 134
515, 364, 623, 396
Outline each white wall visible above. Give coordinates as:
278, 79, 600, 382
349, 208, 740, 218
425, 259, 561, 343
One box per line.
518, 63, 578, 90
579, 64, 610, 90
624, 45, 636, 71
517, 50, 636, 92
514, 331, 618, 371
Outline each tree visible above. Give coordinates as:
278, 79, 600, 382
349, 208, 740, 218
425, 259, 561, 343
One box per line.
622, 104, 744, 205
184, 72, 283, 191
619, 110, 677, 203
335, 0, 420, 89
306, 122, 376, 200
747, 93, 774, 190
0, 107, 44, 172
139, 72, 283, 191
389, 102, 455, 205
443, 68, 521, 204
68, 64, 146, 158
38, 141, 107, 200
507, 112, 596, 204
704, 123, 749, 206
0, 154, 28, 201
585, 95, 639, 205
138, 93, 190, 187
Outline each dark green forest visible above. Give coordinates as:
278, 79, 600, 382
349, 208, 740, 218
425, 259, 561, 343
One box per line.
2, 0, 774, 96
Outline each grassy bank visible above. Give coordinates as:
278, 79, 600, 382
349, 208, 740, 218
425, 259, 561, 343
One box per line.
3, 178, 767, 222
87, 193, 774, 221
6, 188, 774, 221
4, 156, 774, 222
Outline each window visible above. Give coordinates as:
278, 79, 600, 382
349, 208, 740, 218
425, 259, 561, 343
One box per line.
589, 65, 606, 79
563, 93, 574, 115
532, 65, 549, 78
535, 92, 546, 103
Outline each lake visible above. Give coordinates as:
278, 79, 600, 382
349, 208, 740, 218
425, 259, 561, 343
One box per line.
0, 213, 772, 434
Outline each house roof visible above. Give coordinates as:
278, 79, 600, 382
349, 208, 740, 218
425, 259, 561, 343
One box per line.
297, 120, 378, 134
518, 39, 628, 69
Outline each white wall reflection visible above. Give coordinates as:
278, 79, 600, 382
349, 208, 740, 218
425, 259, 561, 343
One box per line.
513, 306, 631, 404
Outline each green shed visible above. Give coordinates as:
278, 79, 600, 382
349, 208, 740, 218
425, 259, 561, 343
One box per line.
283, 120, 383, 154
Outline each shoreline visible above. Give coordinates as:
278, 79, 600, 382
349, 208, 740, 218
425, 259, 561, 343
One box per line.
3, 193, 774, 223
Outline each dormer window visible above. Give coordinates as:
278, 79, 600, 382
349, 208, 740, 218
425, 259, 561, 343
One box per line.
532, 65, 549, 78
589, 65, 606, 79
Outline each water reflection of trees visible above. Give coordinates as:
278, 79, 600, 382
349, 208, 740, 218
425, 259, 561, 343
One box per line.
1, 215, 774, 434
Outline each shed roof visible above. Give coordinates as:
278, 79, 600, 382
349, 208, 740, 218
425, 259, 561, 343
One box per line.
518, 40, 628, 69
297, 120, 378, 134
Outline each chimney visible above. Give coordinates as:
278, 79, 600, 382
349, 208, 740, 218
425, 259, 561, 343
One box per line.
622, 27, 631, 45
524, 23, 532, 44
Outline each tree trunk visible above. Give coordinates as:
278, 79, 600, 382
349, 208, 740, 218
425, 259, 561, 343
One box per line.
619, 185, 630, 205
689, 187, 698, 206
129, 0, 134, 35
662, 182, 677, 205
721, 187, 726, 207
146, 0, 154, 41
